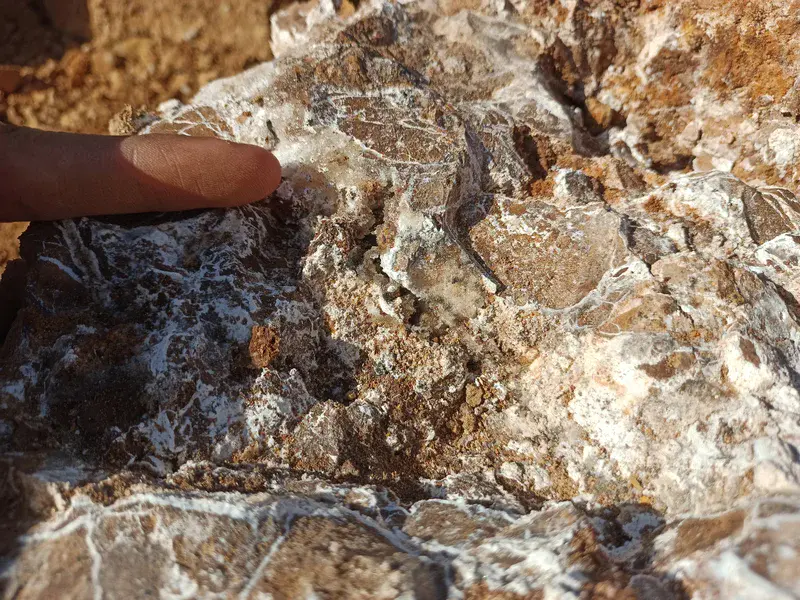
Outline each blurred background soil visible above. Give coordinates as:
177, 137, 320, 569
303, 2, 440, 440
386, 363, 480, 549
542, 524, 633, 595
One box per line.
0, 0, 287, 271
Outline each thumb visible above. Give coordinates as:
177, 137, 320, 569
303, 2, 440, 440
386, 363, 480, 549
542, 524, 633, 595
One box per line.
0, 123, 282, 222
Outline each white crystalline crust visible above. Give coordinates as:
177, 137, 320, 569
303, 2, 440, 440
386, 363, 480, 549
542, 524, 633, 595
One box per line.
5, 473, 800, 599
4, 0, 800, 598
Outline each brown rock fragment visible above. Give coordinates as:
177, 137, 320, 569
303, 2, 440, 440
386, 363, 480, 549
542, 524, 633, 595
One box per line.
0, 65, 22, 94
671, 510, 746, 559
252, 516, 446, 599
249, 325, 281, 369
465, 383, 483, 408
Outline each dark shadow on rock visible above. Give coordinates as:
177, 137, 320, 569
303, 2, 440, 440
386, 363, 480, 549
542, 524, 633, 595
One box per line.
0, 259, 28, 346
0, 451, 102, 591
0, 0, 88, 68
0, 455, 44, 565
752, 273, 800, 393
0, 167, 361, 476
581, 501, 691, 600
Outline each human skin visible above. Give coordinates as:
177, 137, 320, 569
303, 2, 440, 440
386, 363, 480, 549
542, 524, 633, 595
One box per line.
0, 123, 282, 221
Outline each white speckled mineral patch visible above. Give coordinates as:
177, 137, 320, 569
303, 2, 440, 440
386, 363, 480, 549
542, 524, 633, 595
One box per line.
3, 0, 800, 597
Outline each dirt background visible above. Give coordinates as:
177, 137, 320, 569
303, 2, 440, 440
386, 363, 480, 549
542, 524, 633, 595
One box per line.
0, 0, 287, 271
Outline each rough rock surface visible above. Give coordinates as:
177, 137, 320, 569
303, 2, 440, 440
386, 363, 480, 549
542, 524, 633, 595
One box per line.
3, 0, 800, 597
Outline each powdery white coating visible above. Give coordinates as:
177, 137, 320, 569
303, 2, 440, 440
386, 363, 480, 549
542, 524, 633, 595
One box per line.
652, 496, 800, 600
753, 232, 800, 299
490, 167, 800, 513
1, 198, 326, 470
7, 475, 799, 599
5, 1, 800, 597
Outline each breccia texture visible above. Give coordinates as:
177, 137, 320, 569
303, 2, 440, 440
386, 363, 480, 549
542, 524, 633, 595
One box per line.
3, 0, 800, 598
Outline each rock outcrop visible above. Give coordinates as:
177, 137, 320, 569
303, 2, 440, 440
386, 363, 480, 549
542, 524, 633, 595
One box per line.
3, 0, 800, 597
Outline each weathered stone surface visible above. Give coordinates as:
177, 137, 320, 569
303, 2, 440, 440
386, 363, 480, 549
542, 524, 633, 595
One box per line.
4, 0, 800, 596
5, 468, 799, 599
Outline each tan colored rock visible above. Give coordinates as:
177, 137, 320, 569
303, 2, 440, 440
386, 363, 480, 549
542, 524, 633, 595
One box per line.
3, 463, 800, 598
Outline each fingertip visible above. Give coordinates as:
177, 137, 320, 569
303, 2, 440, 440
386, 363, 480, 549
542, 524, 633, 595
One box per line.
215, 142, 282, 207
120, 134, 282, 210
254, 146, 281, 196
